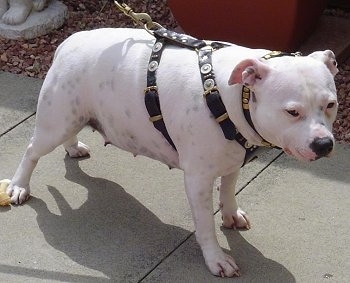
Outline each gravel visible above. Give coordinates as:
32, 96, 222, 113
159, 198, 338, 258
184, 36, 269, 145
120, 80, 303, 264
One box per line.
0, 1, 349, 144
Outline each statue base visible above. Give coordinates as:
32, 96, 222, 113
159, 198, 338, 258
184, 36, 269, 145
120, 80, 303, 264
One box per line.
0, 1, 68, 40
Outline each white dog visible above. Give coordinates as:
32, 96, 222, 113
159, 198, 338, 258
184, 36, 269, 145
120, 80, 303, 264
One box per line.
5, 28, 338, 277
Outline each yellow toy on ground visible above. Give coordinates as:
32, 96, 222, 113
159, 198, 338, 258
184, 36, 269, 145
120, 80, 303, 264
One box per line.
0, 179, 11, 206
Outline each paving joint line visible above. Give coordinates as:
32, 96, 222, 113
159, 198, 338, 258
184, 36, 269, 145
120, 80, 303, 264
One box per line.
138, 232, 194, 282
213, 150, 285, 216
0, 112, 36, 139
235, 151, 284, 196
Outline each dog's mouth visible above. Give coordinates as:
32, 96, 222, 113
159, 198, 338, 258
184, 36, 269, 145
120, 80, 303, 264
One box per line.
283, 147, 318, 162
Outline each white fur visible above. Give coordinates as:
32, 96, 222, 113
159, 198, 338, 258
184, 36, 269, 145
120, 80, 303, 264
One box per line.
6, 28, 338, 277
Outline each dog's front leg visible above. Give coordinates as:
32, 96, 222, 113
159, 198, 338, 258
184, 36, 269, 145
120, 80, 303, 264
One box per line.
184, 172, 240, 277
219, 170, 250, 230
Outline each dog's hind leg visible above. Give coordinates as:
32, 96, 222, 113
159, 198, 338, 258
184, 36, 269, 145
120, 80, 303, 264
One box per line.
7, 107, 88, 204
63, 136, 90, 158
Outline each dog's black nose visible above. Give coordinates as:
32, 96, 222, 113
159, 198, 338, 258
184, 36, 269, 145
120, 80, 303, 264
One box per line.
310, 137, 334, 159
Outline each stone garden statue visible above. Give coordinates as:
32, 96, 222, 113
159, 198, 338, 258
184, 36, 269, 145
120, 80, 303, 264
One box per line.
0, 0, 50, 25
0, 0, 67, 39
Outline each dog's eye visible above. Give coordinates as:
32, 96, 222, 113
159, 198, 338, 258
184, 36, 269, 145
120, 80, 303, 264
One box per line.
327, 102, 335, 109
286, 109, 299, 117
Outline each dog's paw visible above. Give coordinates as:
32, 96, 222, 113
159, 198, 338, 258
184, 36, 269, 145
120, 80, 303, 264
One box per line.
65, 141, 90, 158
6, 184, 30, 205
205, 250, 241, 277
221, 207, 251, 230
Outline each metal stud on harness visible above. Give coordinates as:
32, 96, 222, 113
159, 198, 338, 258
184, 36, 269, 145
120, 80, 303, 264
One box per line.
114, 1, 302, 165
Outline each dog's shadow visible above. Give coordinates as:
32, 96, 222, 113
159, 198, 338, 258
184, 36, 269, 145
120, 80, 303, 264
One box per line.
28, 156, 295, 282
28, 156, 190, 281
221, 228, 296, 282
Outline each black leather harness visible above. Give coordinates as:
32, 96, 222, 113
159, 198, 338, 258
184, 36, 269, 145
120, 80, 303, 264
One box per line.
144, 28, 301, 165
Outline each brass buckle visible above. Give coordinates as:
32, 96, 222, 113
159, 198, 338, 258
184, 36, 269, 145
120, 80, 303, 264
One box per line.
144, 86, 158, 94
215, 112, 229, 123
149, 114, 163, 122
203, 86, 218, 98
261, 140, 275, 147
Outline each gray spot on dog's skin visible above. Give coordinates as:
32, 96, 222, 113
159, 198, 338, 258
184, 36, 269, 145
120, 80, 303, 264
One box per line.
128, 143, 138, 153
125, 109, 131, 118
187, 124, 194, 136
192, 105, 199, 112
152, 140, 160, 148
186, 108, 191, 115
47, 101, 52, 106
76, 77, 81, 84
67, 80, 75, 89
193, 94, 201, 103
72, 108, 77, 116
139, 146, 149, 155
61, 84, 66, 91
75, 97, 80, 106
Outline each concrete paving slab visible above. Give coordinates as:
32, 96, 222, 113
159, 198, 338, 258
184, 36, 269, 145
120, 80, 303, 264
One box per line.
0, 71, 41, 135
144, 144, 350, 283
0, 112, 280, 282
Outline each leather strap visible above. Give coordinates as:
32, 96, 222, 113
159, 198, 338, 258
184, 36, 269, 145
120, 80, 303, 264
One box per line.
198, 46, 237, 140
144, 38, 177, 150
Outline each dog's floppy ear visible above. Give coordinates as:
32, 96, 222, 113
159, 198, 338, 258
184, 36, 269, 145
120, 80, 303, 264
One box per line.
308, 50, 338, 77
228, 59, 271, 86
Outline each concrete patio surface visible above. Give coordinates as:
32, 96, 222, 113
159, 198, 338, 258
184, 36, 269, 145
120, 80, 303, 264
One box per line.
0, 12, 350, 282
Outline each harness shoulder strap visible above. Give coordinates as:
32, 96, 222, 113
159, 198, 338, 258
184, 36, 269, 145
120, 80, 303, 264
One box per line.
144, 37, 177, 150
198, 46, 237, 140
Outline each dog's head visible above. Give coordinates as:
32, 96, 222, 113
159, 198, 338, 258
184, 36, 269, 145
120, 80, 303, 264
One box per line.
229, 50, 338, 161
